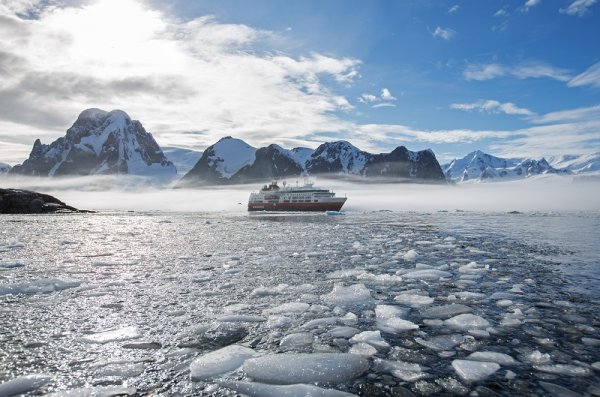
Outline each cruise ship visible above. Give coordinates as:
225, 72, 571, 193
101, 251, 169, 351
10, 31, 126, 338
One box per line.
248, 181, 347, 212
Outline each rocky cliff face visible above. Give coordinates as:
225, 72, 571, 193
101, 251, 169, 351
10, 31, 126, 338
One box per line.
11, 109, 176, 177
180, 137, 446, 186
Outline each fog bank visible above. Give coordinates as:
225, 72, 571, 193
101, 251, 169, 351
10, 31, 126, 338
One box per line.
1, 174, 598, 213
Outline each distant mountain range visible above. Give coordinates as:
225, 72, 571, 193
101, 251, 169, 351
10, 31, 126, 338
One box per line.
177, 137, 446, 186
3, 108, 599, 185
442, 151, 600, 183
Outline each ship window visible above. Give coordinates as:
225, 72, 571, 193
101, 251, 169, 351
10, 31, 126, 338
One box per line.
314, 200, 318, 202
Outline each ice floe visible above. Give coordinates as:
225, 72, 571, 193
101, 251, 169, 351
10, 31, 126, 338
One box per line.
190, 344, 258, 380
420, 304, 472, 319
349, 330, 390, 350
0, 278, 80, 296
452, 359, 500, 382
242, 353, 369, 384
321, 284, 374, 309
467, 351, 518, 365
46, 386, 136, 397
0, 374, 52, 397
445, 314, 490, 330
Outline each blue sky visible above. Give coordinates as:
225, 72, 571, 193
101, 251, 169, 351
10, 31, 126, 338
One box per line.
0, 0, 599, 164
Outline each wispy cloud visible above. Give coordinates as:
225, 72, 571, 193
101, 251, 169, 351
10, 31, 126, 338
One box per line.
432, 26, 456, 40
560, 0, 597, 16
372, 103, 396, 109
448, 5, 459, 14
568, 61, 600, 88
523, 0, 542, 11
464, 61, 572, 82
494, 7, 509, 17
529, 104, 600, 124
380, 88, 397, 101
450, 99, 535, 116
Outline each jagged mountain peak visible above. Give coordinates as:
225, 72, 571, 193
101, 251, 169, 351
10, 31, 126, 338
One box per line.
11, 109, 175, 178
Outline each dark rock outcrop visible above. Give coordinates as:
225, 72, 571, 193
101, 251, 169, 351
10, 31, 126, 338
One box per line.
0, 189, 81, 214
231, 144, 305, 183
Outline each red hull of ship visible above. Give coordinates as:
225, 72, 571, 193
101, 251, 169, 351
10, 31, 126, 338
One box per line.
248, 200, 345, 212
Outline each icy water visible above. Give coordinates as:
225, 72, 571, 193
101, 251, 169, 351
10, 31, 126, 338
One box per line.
0, 211, 599, 396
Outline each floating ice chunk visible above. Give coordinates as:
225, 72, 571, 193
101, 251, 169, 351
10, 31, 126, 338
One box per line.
243, 353, 369, 384
373, 358, 428, 381
421, 304, 472, 319
488, 292, 517, 301
592, 362, 600, 371
582, 337, 600, 347
190, 345, 258, 380
0, 278, 80, 296
415, 334, 464, 351
80, 326, 142, 344
0, 374, 52, 397
322, 284, 374, 309
445, 314, 490, 330
453, 292, 486, 301
92, 260, 138, 267
266, 316, 292, 329
349, 342, 377, 356
94, 363, 144, 378
524, 350, 552, 365
251, 284, 288, 297
377, 317, 419, 334
534, 364, 592, 377
329, 327, 359, 338
496, 300, 513, 307
6, 239, 25, 248
539, 381, 583, 397
468, 330, 490, 338
394, 293, 433, 308
467, 351, 518, 365
403, 250, 418, 261
340, 312, 358, 325
357, 273, 403, 285
0, 260, 26, 269
452, 359, 500, 382
458, 262, 485, 274
280, 333, 314, 348
349, 331, 390, 349
302, 317, 339, 329
218, 315, 266, 323
263, 302, 309, 315
375, 305, 409, 319
46, 386, 137, 397
218, 381, 356, 397
402, 270, 452, 280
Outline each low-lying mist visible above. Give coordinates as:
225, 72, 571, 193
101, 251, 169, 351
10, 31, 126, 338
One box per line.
1, 174, 599, 213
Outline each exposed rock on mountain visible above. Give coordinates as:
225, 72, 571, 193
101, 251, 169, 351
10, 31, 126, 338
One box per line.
10, 109, 176, 178
180, 137, 446, 186
0, 188, 81, 214
0, 162, 11, 175
443, 150, 569, 183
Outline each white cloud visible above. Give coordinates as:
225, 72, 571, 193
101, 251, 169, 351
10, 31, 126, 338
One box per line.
450, 99, 535, 116
464, 61, 572, 82
432, 26, 456, 40
448, 5, 459, 13
381, 88, 397, 101
523, 0, 542, 11
568, 61, 600, 88
358, 94, 377, 103
0, 0, 362, 163
560, 0, 597, 16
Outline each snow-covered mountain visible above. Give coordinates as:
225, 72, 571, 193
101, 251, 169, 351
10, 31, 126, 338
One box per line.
162, 147, 203, 176
0, 162, 11, 175
180, 137, 446, 186
443, 150, 568, 183
547, 153, 600, 174
10, 109, 176, 178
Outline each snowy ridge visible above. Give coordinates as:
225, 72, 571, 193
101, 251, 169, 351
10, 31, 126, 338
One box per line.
161, 147, 203, 175
180, 137, 446, 185
443, 151, 568, 183
11, 109, 176, 178
547, 153, 600, 174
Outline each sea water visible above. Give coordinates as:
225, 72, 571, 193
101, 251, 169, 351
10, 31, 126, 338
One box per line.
0, 211, 598, 396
